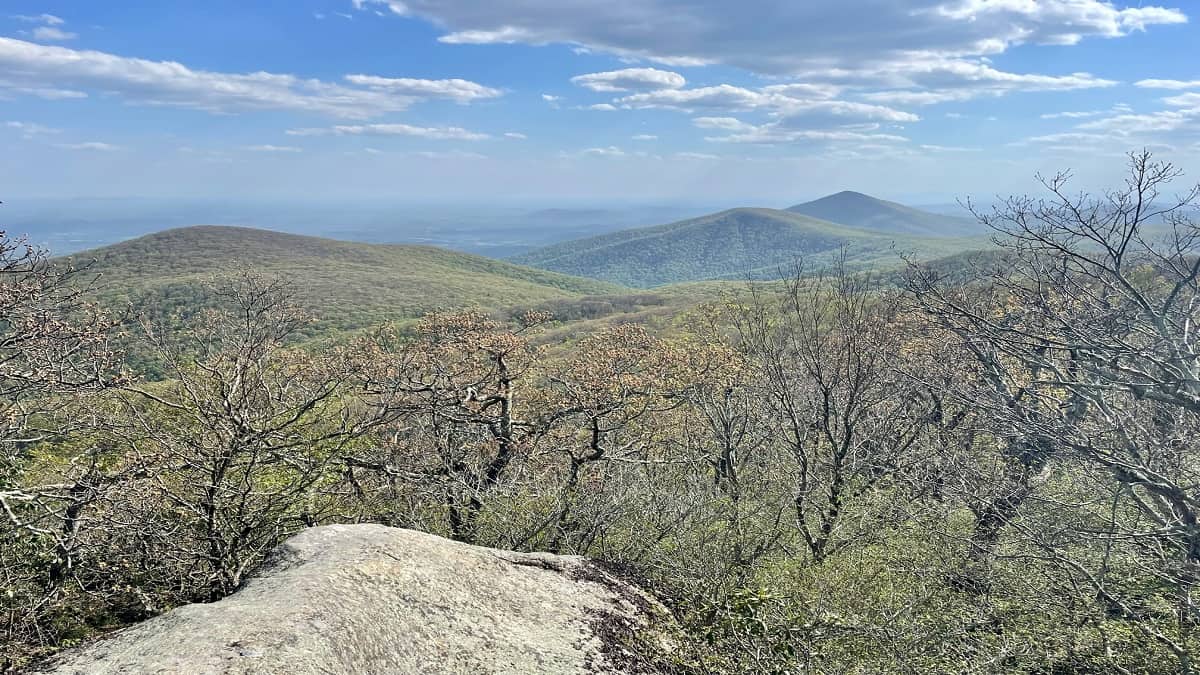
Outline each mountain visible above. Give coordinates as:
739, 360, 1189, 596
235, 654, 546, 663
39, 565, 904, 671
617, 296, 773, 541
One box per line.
511, 207, 983, 287
785, 191, 979, 236
64, 225, 625, 332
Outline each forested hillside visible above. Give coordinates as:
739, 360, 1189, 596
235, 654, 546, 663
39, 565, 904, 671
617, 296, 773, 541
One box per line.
6, 153, 1200, 673
67, 225, 625, 332
513, 207, 982, 287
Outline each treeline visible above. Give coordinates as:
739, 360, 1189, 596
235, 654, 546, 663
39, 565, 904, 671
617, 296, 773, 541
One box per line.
4, 151, 1200, 673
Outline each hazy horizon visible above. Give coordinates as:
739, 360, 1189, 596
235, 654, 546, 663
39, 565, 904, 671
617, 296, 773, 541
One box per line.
2, 191, 980, 256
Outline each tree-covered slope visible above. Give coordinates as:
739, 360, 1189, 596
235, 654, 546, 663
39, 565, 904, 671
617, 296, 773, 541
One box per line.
63, 225, 625, 331
512, 207, 981, 287
786, 191, 980, 236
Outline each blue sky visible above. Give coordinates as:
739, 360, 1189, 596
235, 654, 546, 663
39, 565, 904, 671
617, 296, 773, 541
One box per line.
1, 0, 1197, 204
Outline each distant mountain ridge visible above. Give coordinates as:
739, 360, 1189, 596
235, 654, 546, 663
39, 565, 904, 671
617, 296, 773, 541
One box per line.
65, 225, 624, 332
512, 205, 983, 287
786, 191, 979, 236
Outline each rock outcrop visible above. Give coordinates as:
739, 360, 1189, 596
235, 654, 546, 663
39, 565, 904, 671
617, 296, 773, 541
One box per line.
40, 524, 677, 674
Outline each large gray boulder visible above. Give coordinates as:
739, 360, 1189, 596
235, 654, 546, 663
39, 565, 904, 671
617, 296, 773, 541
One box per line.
41, 524, 677, 674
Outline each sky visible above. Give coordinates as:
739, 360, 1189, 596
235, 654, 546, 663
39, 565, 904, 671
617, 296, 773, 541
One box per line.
1, 0, 1198, 205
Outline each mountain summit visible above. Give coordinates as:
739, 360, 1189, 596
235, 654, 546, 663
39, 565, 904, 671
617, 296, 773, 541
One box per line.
786, 191, 978, 236
513, 207, 977, 287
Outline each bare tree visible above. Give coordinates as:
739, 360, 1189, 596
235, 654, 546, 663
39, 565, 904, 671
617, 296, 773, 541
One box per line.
0, 231, 121, 666
354, 310, 554, 544
115, 271, 380, 601
728, 261, 941, 564
911, 150, 1200, 669
534, 323, 698, 553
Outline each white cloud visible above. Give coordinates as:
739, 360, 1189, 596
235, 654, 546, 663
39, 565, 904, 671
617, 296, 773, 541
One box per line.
55, 141, 120, 151
1136, 79, 1200, 90
1077, 109, 1199, 135
918, 144, 979, 152
570, 68, 685, 92
245, 144, 303, 152
1039, 104, 1130, 120
645, 55, 714, 68
1018, 89, 1200, 150
581, 146, 626, 157
586, 103, 617, 111
776, 99, 919, 122
391, 1, 1183, 77
693, 116, 756, 132
439, 26, 537, 44
15, 13, 76, 42
1041, 110, 1105, 119
0, 37, 500, 118
413, 150, 488, 159
5, 121, 60, 137
673, 151, 719, 160
617, 84, 769, 111
631, 134, 658, 140
385, 2, 1138, 124
2, 85, 88, 100
930, 0, 1185, 39
620, 85, 918, 123
717, 128, 908, 144
759, 83, 843, 99
343, 74, 501, 102
1016, 131, 1113, 146
858, 61, 1117, 105
1164, 92, 1200, 108
504, 131, 527, 139
11, 14, 64, 25
286, 123, 489, 140
700, 115, 909, 144
862, 90, 975, 105
31, 26, 77, 42
352, 0, 408, 15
